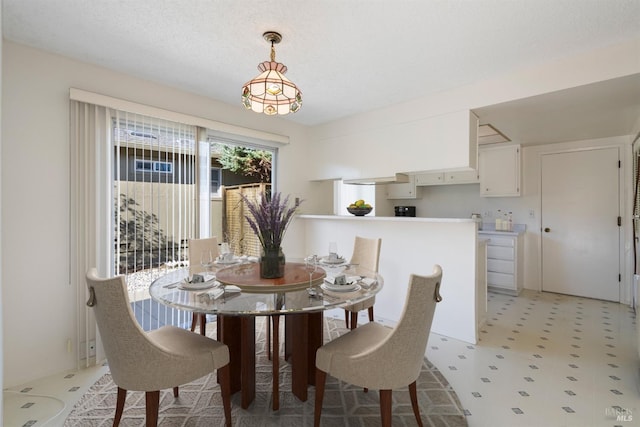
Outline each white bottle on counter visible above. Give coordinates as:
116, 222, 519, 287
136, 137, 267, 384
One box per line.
507, 212, 513, 232
496, 209, 503, 231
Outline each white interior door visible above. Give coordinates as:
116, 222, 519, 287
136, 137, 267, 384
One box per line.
541, 147, 620, 301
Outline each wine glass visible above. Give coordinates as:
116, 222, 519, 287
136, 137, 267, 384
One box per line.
328, 242, 338, 261
220, 242, 232, 262
305, 255, 319, 297
200, 249, 214, 273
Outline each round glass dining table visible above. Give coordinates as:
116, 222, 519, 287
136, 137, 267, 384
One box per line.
149, 259, 383, 410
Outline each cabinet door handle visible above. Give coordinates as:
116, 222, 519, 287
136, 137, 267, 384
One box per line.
544, 227, 551, 232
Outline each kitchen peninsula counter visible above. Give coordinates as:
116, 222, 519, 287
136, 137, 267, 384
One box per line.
287, 214, 482, 343
298, 214, 476, 223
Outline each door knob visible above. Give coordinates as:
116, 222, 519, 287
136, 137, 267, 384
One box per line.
544, 227, 551, 233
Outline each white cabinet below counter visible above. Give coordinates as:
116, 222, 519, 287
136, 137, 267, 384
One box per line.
479, 228, 524, 296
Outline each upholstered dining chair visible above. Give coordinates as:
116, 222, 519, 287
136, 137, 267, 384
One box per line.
343, 236, 382, 329
188, 237, 219, 335
85, 268, 232, 427
314, 264, 443, 427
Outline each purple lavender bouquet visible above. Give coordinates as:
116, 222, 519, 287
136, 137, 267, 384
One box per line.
243, 192, 302, 250
242, 192, 302, 278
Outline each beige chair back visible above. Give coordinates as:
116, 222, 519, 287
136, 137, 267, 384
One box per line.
188, 237, 219, 275
350, 236, 382, 273
85, 269, 164, 391
323, 264, 442, 390
379, 264, 443, 387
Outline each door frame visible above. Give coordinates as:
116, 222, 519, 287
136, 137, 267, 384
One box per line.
534, 139, 633, 304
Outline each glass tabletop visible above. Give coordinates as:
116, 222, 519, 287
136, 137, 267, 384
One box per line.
148, 261, 383, 316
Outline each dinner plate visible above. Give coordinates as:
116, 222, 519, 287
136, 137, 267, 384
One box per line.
320, 257, 347, 265
215, 258, 240, 266
321, 282, 361, 293
180, 279, 218, 290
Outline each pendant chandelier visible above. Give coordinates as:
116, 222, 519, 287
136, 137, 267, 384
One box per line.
242, 31, 302, 116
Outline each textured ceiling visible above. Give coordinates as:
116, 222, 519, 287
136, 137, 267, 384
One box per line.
3, 0, 640, 141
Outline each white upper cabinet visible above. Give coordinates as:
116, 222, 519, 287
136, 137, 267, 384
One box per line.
415, 172, 445, 186
444, 169, 479, 184
415, 169, 479, 186
479, 144, 521, 197
386, 174, 419, 199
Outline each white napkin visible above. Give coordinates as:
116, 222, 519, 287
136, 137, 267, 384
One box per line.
324, 276, 337, 285
198, 285, 241, 300
360, 277, 376, 288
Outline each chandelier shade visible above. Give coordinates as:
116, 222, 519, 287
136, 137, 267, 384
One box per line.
242, 32, 302, 116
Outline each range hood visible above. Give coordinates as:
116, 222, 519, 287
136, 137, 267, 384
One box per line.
343, 173, 409, 185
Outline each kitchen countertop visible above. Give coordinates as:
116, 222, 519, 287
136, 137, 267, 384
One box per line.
298, 214, 475, 223
478, 223, 526, 235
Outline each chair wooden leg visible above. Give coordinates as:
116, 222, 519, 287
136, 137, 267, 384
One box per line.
199, 313, 206, 336
379, 389, 392, 427
173, 386, 179, 398
218, 364, 232, 427
145, 390, 160, 427
350, 312, 358, 330
344, 309, 350, 329
368, 306, 374, 322
113, 387, 127, 427
266, 317, 272, 360
190, 313, 197, 332
409, 381, 424, 427
272, 315, 280, 410
314, 369, 327, 427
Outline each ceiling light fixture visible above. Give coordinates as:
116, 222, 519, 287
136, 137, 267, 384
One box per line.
242, 31, 302, 116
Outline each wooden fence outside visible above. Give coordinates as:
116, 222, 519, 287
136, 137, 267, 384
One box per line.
222, 183, 271, 257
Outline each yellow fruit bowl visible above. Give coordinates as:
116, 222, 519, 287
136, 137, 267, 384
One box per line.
347, 206, 373, 216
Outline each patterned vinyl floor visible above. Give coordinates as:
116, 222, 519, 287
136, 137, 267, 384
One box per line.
5, 290, 639, 427
426, 290, 640, 427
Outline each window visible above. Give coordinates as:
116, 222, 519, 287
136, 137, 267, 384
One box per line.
211, 167, 221, 196
135, 159, 173, 174
335, 180, 376, 216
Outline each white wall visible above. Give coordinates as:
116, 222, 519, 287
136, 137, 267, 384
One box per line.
1, 41, 313, 387
308, 38, 640, 181
401, 136, 634, 302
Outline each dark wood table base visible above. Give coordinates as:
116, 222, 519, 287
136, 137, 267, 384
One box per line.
216, 315, 256, 409
217, 312, 323, 409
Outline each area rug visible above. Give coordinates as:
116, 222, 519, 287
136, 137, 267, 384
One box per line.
64, 317, 467, 426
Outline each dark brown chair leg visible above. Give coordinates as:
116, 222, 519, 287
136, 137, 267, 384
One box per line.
199, 313, 206, 336
272, 315, 280, 410
266, 317, 272, 360
314, 369, 327, 427
344, 309, 350, 329
368, 306, 374, 322
218, 364, 233, 427
379, 389, 392, 427
409, 381, 424, 427
145, 390, 160, 427
173, 386, 179, 398
113, 387, 127, 427
190, 313, 197, 332
350, 312, 358, 330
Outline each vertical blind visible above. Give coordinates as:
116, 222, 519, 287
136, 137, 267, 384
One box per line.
113, 111, 197, 275
72, 101, 202, 367
70, 90, 286, 367
113, 111, 198, 331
